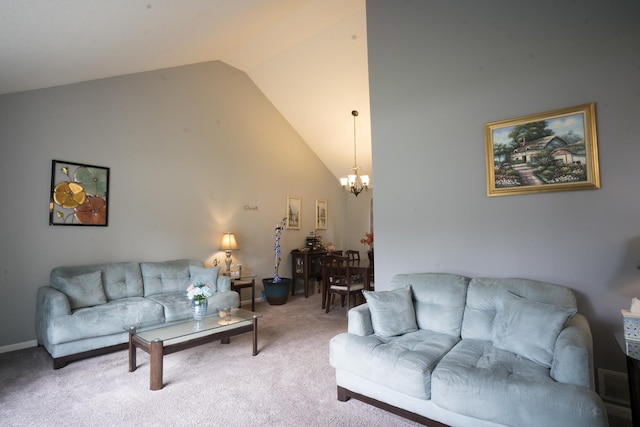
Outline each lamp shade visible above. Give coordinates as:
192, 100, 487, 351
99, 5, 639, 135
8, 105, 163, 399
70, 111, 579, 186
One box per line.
220, 233, 238, 251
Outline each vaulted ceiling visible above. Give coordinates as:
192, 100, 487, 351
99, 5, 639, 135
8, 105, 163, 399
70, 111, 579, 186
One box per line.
0, 0, 371, 182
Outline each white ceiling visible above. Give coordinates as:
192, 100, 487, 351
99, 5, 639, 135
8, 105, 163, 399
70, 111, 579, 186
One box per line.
0, 0, 371, 182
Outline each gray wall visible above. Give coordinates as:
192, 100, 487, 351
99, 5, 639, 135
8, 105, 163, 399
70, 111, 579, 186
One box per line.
366, 0, 640, 374
0, 60, 346, 349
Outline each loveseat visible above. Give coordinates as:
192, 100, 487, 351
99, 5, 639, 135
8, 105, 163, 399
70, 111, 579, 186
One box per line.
329, 273, 608, 427
36, 259, 239, 368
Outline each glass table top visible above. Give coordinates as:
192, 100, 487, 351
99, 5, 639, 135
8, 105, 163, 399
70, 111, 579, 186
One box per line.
125, 308, 261, 344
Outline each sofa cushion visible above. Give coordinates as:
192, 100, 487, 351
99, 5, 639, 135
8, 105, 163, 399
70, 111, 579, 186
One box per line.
390, 273, 469, 337
147, 290, 241, 322
146, 292, 196, 322
330, 329, 459, 399
189, 265, 221, 292
47, 297, 165, 345
52, 271, 107, 310
363, 286, 417, 337
142, 259, 200, 297
432, 339, 607, 427
50, 261, 144, 301
493, 291, 576, 367
461, 277, 577, 342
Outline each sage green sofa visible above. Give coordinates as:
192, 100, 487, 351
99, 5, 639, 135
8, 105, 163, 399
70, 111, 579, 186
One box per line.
36, 259, 239, 368
329, 273, 608, 427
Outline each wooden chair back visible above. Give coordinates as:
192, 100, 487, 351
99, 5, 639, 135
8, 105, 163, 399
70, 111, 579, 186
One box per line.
345, 250, 360, 262
323, 254, 364, 313
324, 255, 350, 286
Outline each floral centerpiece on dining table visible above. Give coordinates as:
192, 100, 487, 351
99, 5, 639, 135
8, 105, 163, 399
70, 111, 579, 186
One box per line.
360, 231, 374, 263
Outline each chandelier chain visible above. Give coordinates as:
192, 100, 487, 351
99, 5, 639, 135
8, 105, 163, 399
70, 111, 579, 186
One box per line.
353, 111, 358, 170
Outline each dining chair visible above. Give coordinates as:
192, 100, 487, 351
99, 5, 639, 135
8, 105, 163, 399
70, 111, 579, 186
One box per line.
345, 250, 360, 262
323, 254, 364, 313
345, 250, 364, 283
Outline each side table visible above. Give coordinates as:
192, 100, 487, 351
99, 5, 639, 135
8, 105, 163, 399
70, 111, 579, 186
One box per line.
615, 332, 640, 426
232, 276, 256, 311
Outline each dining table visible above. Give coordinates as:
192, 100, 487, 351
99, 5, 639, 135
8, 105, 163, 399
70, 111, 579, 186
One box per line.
348, 260, 374, 291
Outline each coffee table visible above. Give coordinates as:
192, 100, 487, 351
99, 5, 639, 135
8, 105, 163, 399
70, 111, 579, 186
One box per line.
126, 308, 261, 390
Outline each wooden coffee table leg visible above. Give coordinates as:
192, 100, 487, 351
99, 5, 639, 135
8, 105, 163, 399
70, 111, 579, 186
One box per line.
150, 339, 164, 391
253, 316, 259, 356
128, 328, 137, 372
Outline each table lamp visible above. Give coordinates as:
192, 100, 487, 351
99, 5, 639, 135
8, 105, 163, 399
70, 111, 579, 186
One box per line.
220, 232, 238, 274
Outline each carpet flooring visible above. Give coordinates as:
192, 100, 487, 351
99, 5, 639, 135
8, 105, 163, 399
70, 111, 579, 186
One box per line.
0, 292, 421, 427
0, 292, 629, 426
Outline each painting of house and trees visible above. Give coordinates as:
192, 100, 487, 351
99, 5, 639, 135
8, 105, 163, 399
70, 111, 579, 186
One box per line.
484, 103, 600, 197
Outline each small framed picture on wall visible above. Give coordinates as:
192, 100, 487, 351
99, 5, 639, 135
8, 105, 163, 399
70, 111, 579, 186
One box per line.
286, 195, 301, 230
315, 199, 327, 230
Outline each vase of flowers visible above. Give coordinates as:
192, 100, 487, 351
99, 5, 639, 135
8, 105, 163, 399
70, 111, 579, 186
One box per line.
186, 282, 213, 320
360, 232, 374, 264
262, 217, 292, 305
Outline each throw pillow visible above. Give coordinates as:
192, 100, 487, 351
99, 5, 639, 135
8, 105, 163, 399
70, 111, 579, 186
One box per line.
189, 265, 221, 292
54, 271, 107, 310
362, 286, 418, 338
492, 291, 577, 367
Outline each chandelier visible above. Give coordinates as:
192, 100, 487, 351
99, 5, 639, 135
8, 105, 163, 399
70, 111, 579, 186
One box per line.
340, 110, 370, 196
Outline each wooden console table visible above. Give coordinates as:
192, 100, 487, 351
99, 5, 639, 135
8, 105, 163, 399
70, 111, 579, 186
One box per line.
291, 250, 329, 298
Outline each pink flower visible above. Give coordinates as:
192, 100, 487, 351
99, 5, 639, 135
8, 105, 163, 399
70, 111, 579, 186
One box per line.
360, 232, 374, 247
186, 282, 213, 300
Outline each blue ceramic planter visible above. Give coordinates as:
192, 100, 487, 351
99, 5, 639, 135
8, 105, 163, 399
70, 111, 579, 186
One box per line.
262, 278, 291, 305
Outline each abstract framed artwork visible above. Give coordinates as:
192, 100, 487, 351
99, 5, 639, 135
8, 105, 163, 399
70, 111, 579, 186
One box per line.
315, 199, 328, 230
49, 159, 110, 226
286, 195, 301, 230
484, 103, 600, 197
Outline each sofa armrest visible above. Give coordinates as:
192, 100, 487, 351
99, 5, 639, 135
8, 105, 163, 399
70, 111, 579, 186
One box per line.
347, 303, 374, 336
551, 313, 594, 390
36, 286, 71, 347
217, 275, 231, 292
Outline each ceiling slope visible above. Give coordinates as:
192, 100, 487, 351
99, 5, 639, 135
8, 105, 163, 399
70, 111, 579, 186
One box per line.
0, 0, 371, 181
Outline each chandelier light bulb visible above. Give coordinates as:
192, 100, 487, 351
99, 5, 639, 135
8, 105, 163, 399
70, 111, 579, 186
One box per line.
339, 110, 370, 197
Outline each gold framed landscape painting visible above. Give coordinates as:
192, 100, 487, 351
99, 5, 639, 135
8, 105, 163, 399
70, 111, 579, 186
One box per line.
484, 103, 600, 197
49, 159, 110, 226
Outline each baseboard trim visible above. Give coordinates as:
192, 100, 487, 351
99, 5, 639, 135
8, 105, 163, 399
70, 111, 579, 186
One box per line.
0, 340, 38, 354
239, 297, 263, 308
605, 402, 631, 420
